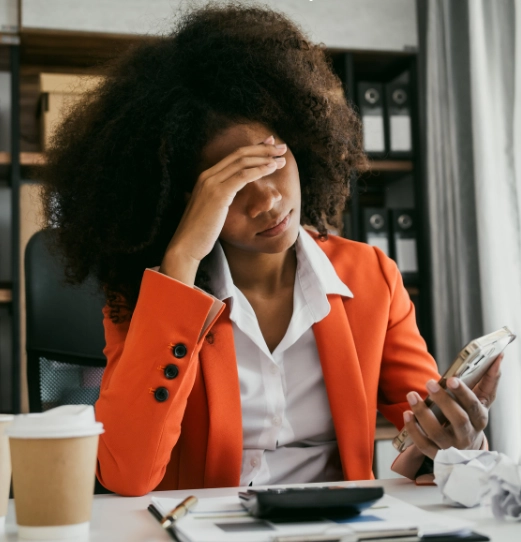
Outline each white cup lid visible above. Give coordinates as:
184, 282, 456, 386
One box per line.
6, 405, 104, 439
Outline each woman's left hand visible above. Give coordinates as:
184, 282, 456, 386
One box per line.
403, 353, 504, 459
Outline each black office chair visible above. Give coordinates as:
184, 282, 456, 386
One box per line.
25, 229, 111, 494
25, 229, 107, 412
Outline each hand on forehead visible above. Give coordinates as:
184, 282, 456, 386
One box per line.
199, 122, 283, 170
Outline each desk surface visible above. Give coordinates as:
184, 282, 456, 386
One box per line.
1, 478, 519, 542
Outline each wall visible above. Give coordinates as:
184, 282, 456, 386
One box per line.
21, 0, 417, 52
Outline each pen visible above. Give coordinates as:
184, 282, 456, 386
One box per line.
273, 527, 420, 542
147, 504, 180, 541
161, 495, 198, 529
273, 535, 355, 542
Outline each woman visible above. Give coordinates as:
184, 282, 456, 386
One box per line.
41, 4, 500, 497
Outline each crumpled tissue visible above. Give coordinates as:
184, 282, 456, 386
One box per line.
434, 447, 521, 520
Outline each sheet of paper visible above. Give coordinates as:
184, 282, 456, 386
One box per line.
339, 495, 473, 537
151, 493, 474, 542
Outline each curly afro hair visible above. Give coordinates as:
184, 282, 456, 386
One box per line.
40, 2, 367, 322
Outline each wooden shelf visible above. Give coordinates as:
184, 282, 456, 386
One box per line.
0, 288, 12, 303
21, 152, 45, 165
367, 160, 413, 173
0, 152, 45, 179
0, 152, 45, 166
20, 28, 152, 68
9, 154, 413, 173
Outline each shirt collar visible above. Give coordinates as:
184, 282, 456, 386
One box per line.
296, 226, 353, 298
208, 226, 353, 302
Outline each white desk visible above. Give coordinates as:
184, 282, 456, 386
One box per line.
1, 479, 519, 541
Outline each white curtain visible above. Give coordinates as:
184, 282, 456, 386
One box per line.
469, 0, 521, 459
426, 0, 484, 375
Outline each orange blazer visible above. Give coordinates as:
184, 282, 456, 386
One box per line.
95, 233, 440, 496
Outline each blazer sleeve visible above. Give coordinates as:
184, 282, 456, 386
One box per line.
95, 269, 224, 496
372, 248, 442, 479
373, 247, 441, 428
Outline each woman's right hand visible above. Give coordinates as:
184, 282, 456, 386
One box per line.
159, 135, 287, 286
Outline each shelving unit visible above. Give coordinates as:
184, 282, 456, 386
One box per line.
329, 49, 432, 352
0, 36, 21, 414
367, 160, 413, 172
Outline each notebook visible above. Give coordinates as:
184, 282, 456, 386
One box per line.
148, 493, 489, 542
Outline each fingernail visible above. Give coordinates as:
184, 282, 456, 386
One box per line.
426, 379, 440, 393
447, 377, 460, 390
275, 143, 287, 149
274, 156, 286, 161
403, 411, 413, 423
407, 392, 418, 406
263, 136, 274, 144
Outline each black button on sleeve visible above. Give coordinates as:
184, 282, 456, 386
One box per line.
172, 344, 187, 358
154, 387, 169, 402
164, 364, 179, 379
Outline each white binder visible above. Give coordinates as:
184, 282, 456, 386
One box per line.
358, 82, 386, 155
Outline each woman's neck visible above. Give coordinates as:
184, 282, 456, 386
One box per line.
220, 242, 297, 297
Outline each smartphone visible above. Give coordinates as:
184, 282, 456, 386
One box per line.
393, 326, 516, 453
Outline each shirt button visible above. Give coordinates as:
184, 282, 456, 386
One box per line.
250, 458, 259, 467
270, 365, 278, 374
164, 364, 179, 379
172, 344, 187, 358
272, 415, 281, 426
154, 387, 169, 402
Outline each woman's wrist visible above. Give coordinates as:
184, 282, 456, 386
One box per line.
391, 444, 426, 479
159, 248, 200, 287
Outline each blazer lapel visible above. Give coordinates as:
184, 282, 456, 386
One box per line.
200, 304, 243, 488
313, 295, 373, 481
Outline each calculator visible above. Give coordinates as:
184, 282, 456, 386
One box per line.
238, 486, 384, 520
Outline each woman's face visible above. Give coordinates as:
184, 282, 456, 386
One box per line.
197, 121, 301, 254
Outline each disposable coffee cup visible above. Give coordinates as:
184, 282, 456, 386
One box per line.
0, 414, 14, 531
6, 405, 103, 540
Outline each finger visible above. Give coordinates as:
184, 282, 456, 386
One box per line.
471, 353, 503, 408
446, 377, 489, 432
210, 154, 286, 187
201, 141, 287, 180
425, 380, 481, 446
403, 410, 439, 459
406, 390, 454, 449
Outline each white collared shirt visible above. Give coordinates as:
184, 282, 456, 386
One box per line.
207, 226, 353, 486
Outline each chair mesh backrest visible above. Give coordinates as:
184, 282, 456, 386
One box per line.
39, 357, 105, 412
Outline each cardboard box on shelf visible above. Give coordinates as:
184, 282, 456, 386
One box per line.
39, 73, 103, 150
